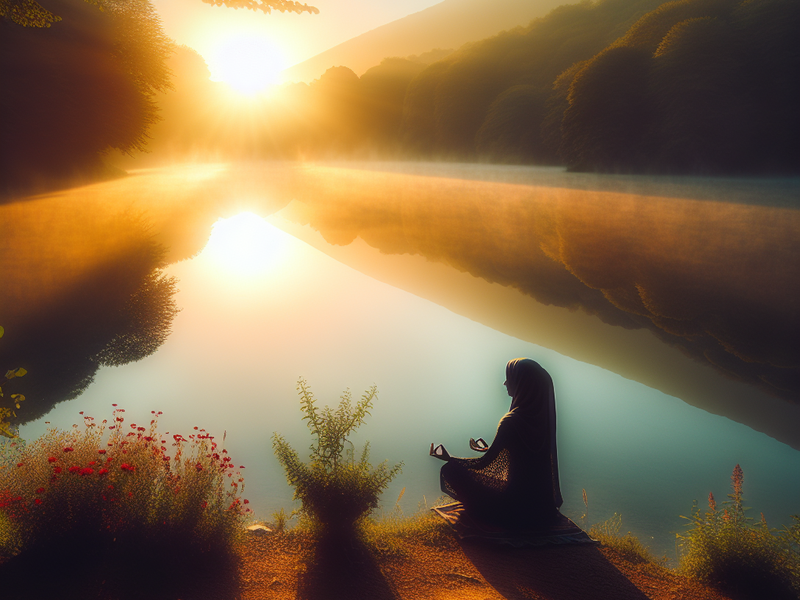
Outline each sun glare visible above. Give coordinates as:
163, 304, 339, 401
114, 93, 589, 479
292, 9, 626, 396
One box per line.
208, 36, 285, 96
201, 212, 287, 276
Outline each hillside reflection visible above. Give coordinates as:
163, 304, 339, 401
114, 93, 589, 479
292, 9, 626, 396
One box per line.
260, 164, 799, 413
0, 210, 178, 425
1, 162, 797, 448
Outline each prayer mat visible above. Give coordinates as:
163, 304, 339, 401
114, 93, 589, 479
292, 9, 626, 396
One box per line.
432, 502, 598, 547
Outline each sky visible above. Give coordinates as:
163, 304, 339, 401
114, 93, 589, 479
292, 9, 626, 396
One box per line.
151, 0, 442, 85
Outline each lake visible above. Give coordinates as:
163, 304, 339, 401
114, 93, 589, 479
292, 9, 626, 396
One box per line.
2, 161, 798, 561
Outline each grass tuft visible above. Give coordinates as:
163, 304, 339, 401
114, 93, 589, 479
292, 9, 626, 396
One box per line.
590, 512, 666, 566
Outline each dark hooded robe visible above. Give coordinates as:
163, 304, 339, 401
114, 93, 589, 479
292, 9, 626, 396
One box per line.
439, 358, 563, 528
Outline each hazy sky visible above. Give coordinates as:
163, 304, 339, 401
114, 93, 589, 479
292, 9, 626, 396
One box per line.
151, 0, 441, 83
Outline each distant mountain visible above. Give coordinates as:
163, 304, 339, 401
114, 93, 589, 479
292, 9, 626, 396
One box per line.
281, 0, 565, 83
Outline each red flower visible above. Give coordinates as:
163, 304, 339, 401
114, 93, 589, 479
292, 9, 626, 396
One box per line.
120, 463, 135, 472
137, 427, 146, 432
63, 447, 74, 452
98, 468, 109, 475
98, 449, 106, 455
34, 499, 42, 505
16, 463, 23, 467
88, 461, 96, 466
243, 499, 249, 504
35, 488, 45, 494
80, 467, 94, 476
68, 466, 80, 473
47, 457, 57, 463
54, 467, 62, 474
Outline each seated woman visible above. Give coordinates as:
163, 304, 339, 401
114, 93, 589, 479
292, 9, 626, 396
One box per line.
430, 358, 563, 530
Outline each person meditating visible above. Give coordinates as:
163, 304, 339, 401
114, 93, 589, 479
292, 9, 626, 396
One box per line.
430, 358, 563, 531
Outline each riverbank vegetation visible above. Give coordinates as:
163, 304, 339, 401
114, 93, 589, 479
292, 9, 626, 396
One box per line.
2, 403, 796, 600
678, 465, 799, 599
0, 408, 249, 598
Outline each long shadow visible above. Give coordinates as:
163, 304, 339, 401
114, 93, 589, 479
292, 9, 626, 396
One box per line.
0, 534, 242, 600
460, 539, 650, 600
297, 533, 399, 600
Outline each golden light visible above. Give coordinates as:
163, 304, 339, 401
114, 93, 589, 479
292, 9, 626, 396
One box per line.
207, 35, 285, 96
200, 212, 288, 277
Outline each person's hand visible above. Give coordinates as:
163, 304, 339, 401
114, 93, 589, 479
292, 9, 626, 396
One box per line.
470, 437, 489, 452
430, 443, 451, 461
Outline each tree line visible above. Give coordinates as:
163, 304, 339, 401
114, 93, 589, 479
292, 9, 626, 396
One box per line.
138, 0, 800, 175
3, 0, 798, 186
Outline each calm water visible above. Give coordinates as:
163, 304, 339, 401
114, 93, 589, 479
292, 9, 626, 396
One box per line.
5, 162, 799, 562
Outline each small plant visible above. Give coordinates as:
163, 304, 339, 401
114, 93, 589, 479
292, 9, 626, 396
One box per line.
0, 407, 250, 571
272, 378, 402, 537
272, 507, 295, 533
590, 512, 664, 565
678, 464, 799, 599
0, 326, 27, 439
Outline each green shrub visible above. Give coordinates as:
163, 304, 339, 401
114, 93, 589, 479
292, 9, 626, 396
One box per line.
590, 512, 665, 565
0, 407, 250, 565
272, 378, 402, 537
678, 464, 799, 600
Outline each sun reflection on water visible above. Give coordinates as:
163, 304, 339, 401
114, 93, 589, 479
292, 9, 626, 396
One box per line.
200, 212, 288, 277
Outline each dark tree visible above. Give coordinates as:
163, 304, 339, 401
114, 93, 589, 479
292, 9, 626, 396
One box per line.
475, 85, 553, 164
560, 46, 654, 172
0, 0, 174, 191
357, 58, 424, 152
1, 0, 317, 28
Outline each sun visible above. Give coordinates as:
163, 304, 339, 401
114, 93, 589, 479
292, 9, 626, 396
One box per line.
201, 212, 288, 277
207, 35, 285, 96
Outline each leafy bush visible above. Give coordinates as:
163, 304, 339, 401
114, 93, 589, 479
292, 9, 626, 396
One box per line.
272, 378, 402, 536
0, 407, 250, 598
678, 464, 799, 600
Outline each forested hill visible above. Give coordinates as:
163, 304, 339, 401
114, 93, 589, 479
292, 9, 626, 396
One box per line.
6, 0, 796, 183
393, 0, 800, 174
281, 0, 567, 83
156, 0, 798, 175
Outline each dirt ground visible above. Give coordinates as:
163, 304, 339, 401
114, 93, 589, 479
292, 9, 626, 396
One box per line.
238, 530, 734, 600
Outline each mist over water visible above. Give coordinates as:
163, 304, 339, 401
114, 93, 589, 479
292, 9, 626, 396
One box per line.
10, 166, 797, 562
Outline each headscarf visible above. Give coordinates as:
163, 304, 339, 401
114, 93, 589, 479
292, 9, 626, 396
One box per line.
505, 358, 563, 508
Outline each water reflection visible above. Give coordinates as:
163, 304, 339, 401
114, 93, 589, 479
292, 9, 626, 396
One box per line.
3, 162, 798, 562
0, 211, 178, 424
15, 209, 799, 561
202, 212, 288, 277
257, 164, 799, 447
